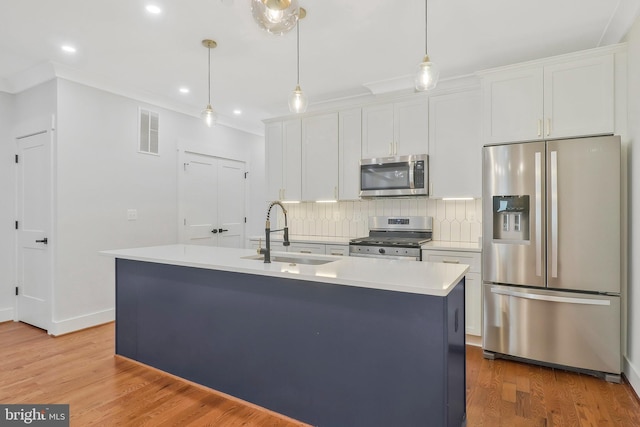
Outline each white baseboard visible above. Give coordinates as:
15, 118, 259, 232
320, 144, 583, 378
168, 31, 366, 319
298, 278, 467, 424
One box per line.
48, 308, 115, 336
624, 355, 640, 396
0, 307, 14, 323
465, 334, 482, 347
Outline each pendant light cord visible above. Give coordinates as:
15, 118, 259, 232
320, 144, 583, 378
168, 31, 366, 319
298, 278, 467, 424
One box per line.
424, 0, 428, 55
207, 47, 212, 104
296, 20, 300, 85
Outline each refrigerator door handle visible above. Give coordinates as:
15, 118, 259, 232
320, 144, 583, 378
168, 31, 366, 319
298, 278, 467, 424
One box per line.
490, 286, 611, 306
535, 152, 542, 277
550, 150, 559, 278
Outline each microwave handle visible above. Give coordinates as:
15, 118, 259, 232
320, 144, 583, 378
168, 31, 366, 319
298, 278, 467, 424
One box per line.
408, 161, 415, 189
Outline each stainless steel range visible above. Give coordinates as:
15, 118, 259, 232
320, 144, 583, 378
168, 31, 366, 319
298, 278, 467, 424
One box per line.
349, 216, 433, 260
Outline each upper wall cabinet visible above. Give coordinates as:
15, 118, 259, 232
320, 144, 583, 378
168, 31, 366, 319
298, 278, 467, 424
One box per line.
302, 113, 339, 201
338, 108, 362, 200
428, 88, 482, 198
362, 97, 428, 158
265, 119, 301, 202
480, 53, 614, 144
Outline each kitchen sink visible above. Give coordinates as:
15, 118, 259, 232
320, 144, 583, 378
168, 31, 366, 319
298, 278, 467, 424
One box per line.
241, 254, 336, 266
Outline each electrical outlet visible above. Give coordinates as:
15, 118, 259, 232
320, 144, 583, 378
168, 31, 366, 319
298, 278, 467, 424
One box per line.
127, 209, 138, 221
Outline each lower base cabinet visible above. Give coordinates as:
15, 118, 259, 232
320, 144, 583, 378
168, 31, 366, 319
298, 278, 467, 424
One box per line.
248, 239, 349, 256
423, 249, 482, 337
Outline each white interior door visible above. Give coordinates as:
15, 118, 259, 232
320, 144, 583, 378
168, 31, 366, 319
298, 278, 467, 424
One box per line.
179, 152, 245, 248
217, 159, 245, 248
181, 152, 219, 245
16, 130, 52, 331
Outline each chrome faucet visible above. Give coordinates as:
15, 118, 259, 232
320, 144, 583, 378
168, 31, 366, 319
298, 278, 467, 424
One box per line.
258, 201, 290, 263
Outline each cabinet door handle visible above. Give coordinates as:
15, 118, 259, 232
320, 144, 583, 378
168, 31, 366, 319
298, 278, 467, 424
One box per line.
394, 142, 398, 155
454, 308, 459, 333
299, 250, 312, 254
443, 259, 460, 264
389, 142, 393, 156
334, 186, 338, 199
537, 119, 542, 137
546, 118, 551, 136
330, 251, 344, 256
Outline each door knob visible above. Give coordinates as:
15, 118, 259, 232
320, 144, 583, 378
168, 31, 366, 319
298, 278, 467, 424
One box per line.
36, 238, 48, 244
218, 228, 228, 233
211, 229, 218, 234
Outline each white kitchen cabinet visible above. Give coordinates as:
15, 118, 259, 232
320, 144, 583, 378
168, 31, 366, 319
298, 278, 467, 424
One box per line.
265, 119, 302, 202
265, 121, 284, 201
423, 249, 482, 337
338, 108, 362, 200
428, 88, 482, 198
325, 244, 349, 256
248, 238, 349, 256
543, 56, 614, 139
287, 242, 327, 255
302, 113, 339, 201
362, 97, 428, 158
481, 53, 614, 144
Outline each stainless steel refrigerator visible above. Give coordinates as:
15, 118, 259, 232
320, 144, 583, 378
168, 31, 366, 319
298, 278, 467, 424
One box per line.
482, 135, 621, 381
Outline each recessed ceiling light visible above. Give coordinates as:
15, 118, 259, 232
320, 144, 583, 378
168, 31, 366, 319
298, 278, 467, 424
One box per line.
61, 45, 77, 54
233, 109, 242, 115
145, 4, 162, 14
179, 87, 190, 94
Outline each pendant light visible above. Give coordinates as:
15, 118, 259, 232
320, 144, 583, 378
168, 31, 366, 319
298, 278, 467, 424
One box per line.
415, 0, 439, 91
201, 39, 218, 127
251, 0, 300, 36
288, 8, 308, 114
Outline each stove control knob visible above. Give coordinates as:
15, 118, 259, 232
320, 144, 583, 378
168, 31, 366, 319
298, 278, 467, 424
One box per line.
379, 248, 385, 254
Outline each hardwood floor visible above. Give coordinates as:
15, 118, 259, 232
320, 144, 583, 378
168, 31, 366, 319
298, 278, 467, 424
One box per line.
466, 345, 640, 426
1, 321, 639, 426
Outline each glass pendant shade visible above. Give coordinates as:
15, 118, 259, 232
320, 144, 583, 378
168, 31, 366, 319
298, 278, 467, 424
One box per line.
251, 0, 300, 35
288, 85, 308, 113
415, 55, 439, 91
201, 104, 217, 127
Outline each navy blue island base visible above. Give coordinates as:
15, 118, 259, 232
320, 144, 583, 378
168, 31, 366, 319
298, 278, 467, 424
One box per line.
115, 258, 466, 427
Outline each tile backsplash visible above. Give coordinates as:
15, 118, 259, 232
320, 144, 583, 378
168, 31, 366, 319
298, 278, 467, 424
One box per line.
273, 198, 482, 243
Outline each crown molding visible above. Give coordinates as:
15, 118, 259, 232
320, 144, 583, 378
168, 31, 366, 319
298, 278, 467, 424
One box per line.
601, 0, 640, 45
362, 74, 414, 95
476, 43, 627, 76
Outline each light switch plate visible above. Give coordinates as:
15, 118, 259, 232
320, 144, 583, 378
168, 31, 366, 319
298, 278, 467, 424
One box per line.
127, 209, 138, 221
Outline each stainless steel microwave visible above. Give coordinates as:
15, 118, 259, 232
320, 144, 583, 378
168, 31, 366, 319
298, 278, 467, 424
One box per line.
360, 154, 429, 197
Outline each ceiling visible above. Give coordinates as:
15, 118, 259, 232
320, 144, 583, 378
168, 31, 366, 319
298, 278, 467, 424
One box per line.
1, 0, 639, 135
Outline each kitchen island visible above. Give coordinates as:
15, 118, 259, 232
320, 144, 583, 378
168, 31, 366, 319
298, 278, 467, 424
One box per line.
102, 244, 469, 427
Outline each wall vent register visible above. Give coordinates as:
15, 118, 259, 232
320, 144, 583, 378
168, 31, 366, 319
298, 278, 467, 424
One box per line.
139, 108, 159, 155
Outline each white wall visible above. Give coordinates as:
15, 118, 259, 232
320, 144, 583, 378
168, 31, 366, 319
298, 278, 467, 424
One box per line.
624, 18, 640, 394
0, 92, 15, 321
50, 79, 264, 334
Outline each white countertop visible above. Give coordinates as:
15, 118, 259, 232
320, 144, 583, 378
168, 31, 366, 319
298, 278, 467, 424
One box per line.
102, 244, 469, 297
248, 234, 351, 245
422, 240, 482, 253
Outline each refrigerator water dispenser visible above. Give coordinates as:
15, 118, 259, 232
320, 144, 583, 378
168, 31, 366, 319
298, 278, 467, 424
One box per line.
492, 196, 530, 241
